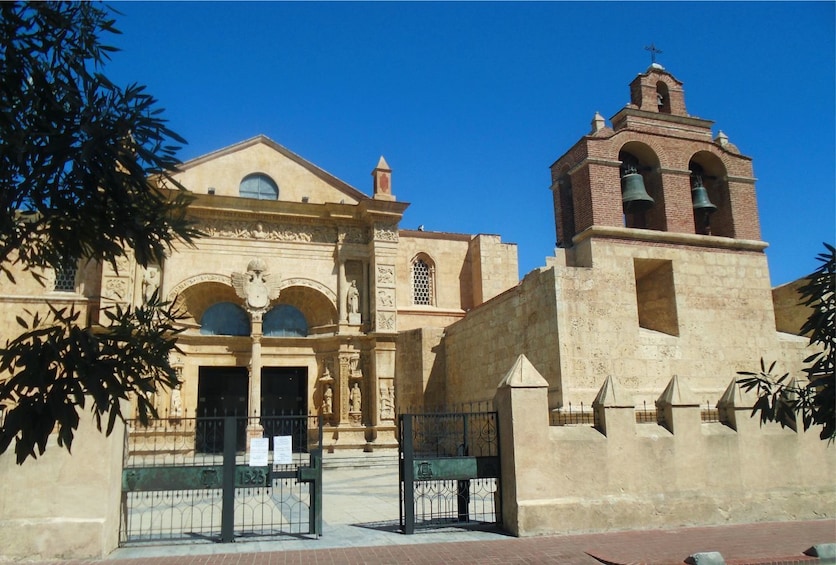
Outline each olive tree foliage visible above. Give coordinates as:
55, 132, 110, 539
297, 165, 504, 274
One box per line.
738, 243, 835, 442
0, 2, 201, 463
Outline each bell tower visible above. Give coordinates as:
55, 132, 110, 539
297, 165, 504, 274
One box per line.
550, 64, 761, 247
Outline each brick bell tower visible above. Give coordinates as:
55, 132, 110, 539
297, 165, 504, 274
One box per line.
550, 63, 761, 248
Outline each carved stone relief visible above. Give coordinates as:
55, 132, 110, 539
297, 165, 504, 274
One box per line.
373, 222, 399, 242
379, 383, 395, 421
377, 288, 394, 308
377, 265, 395, 286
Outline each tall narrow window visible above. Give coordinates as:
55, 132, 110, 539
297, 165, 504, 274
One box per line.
239, 173, 279, 200
54, 261, 78, 292
412, 257, 434, 306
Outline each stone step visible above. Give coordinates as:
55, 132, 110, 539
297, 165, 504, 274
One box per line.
322, 450, 399, 470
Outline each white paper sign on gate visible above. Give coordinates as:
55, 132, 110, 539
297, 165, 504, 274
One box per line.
248, 437, 269, 467
273, 435, 293, 465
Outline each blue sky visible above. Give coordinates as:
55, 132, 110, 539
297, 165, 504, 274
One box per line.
106, 2, 834, 286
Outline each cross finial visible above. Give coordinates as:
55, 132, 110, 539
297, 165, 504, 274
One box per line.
645, 43, 663, 65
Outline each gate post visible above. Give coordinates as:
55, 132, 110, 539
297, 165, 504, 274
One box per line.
400, 414, 415, 534
220, 416, 237, 543
457, 414, 470, 522
310, 416, 323, 537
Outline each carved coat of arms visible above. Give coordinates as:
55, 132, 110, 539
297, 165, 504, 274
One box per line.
231, 258, 281, 313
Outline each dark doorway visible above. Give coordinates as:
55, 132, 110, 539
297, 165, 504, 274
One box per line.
197, 366, 249, 416
261, 367, 307, 415
197, 366, 248, 452
261, 367, 308, 451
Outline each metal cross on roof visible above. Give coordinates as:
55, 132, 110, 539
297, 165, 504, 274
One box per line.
645, 43, 663, 64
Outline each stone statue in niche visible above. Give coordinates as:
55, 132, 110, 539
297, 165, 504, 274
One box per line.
142, 266, 160, 303
348, 353, 363, 379
349, 382, 362, 413
231, 258, 281, 314
170, 383, 183, 419
347, 280, 359, 313
346, 280, 361, 324
320, 361, 333, 382
322, 385, 333, 415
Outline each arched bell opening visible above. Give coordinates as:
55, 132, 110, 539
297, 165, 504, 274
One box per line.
688, 152, 730, 237
618, 143, 663, 231
656, 81, 671, 114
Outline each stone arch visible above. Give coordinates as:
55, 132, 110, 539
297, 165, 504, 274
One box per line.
689, 150, 732, 237
168, 275, 237, 327
273, 284, 337, 331
618, 141, 664, 231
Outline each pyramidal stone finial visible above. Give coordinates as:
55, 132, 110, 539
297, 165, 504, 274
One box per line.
372, 156, 393, 200
593, 375, 633, 408
498, 354, 548, 388
657, 375, 699, 407
718, 377, 759, 409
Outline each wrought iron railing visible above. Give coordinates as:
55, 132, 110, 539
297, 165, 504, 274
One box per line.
121, 413, 322, 545
550, 402, 596, 426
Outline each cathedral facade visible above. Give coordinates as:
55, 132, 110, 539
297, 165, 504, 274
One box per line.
0, 136, 518, 450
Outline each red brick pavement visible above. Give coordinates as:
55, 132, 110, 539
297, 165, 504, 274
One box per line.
30, 520, 836, 565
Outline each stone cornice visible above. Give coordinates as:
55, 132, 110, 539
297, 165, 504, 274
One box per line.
573, 225, 768, 252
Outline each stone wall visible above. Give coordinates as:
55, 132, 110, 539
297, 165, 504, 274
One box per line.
439, 233, 808, 411
495, 357, 836, 537
0, 412, 124, 560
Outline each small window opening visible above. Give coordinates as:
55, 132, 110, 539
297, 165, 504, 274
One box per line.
634, 258, 679, 336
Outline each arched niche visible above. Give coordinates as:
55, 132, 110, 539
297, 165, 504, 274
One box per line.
618, 141, 664, 231
274, 285, 337, 332
689, 151, 732, 237
172, 279, 239, 327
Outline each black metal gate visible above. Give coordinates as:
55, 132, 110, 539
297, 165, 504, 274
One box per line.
399, 410, 501, 534
120, 414, 322, 545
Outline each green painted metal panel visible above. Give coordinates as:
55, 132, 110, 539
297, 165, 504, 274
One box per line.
412, 456, 500, 481
122, 465, 270, 492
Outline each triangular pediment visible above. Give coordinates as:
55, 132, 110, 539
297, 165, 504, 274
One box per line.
169, 135, 369, 204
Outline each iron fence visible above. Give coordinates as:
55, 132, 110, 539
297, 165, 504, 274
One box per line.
550, 402, 597, 427
121, 413, 322, 545
399, 410, 500, 534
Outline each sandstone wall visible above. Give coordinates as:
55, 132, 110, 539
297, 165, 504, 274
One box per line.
0, 412, 124, 560
496, 364, 836, 537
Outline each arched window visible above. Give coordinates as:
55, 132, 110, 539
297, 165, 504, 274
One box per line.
411, 256, 434, 306
239, 173, 279, 200
264, 304, 308, 337
200, 302, 250, 336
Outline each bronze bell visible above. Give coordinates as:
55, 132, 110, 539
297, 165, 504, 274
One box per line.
690, 176, 717, 213
621, 171, 655, 214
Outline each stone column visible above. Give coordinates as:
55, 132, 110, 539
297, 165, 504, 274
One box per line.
246, 317, 264, 447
